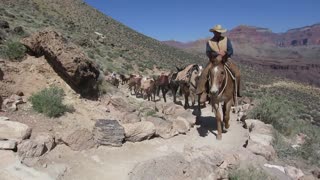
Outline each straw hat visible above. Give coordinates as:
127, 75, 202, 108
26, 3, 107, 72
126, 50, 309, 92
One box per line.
209, 24, 227, 33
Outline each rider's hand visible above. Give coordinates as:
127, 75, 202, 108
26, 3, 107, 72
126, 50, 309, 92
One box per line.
219, 50, 226, 56
216, 55, 223, 63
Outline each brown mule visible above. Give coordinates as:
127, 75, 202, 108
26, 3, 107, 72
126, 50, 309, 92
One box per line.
208, 61, 236, 140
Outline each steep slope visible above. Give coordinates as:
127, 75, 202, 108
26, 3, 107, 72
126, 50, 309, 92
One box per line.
0, 0, 206, 73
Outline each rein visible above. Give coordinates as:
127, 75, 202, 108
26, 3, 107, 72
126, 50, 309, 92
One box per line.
217, 66, 228, 98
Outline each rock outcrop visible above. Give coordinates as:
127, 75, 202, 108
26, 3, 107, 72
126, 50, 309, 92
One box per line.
122, 121, 155, 142
93, 119, 125, 147
18, 133, 55, 159
130, 146, 241, 180
57, 128, 95, 151
0, 120, 32, 142
21, 29, 100, 99
244, 119, 276, 161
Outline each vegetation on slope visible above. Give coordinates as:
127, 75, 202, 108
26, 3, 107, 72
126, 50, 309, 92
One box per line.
0, 0, 206, 74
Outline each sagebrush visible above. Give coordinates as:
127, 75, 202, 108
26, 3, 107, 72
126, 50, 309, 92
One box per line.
30, 86, 69, 117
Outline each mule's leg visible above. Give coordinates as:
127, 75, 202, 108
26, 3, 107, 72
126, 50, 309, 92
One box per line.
162, 87, 168, 103
197, 94, 202, 116
153, 88, 156, 102
172, 85, 178, 103
213, 103, 222, 140
224, 100, 233, 129
184, 91, 189, 109
191, 92, 195, 107
184, 93, 189, 109
156, 85, 161, 97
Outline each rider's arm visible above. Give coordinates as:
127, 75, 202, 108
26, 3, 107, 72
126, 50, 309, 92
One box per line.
226, 39, 233, 58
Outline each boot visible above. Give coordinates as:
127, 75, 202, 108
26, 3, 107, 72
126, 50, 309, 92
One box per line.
236, 78, 242, 97
196, 62, 213, 95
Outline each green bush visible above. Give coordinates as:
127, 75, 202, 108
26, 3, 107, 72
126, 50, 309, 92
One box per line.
0, 41, 26, 60
248, 95, 303, 136
30, 86, 69, 117
145, 109, 156, 117
229, 166, 273, 180
249, 94, 320, 166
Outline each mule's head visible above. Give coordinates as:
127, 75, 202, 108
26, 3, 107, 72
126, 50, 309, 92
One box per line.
209, 63, 225, 95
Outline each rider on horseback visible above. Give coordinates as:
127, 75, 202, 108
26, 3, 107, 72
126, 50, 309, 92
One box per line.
196, 24, 242, 97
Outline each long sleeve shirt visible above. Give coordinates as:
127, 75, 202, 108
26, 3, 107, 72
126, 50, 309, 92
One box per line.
206, 38, 233, 59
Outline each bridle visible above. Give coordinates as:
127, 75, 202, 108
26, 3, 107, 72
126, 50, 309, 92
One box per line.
209, 65, 228, 98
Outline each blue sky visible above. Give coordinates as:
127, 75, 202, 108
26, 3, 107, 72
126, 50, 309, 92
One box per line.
84, 0, 320, 42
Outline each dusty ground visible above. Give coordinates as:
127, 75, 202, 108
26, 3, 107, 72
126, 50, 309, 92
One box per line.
0, 56, 265, 179
35, 100, 249, 180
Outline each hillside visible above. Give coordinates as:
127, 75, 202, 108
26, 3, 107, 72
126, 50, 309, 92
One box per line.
163, 24, 320, 87
0, 0, 206, 74
0, 1, 319, 179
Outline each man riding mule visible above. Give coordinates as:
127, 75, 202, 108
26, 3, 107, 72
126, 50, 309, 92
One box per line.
196, 24, 241, 98
195, 24, 242, 140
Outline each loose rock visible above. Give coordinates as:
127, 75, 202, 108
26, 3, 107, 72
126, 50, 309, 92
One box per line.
122, 121, 155, 142
93, 119, 125, 147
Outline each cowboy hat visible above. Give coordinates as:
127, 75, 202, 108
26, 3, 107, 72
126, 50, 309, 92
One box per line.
209, 24, 227, 33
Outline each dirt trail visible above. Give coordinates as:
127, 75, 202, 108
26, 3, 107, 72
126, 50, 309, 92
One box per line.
42, 87, 249, 180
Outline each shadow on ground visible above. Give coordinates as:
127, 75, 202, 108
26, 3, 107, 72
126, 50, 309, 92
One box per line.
196, 115, 218, 137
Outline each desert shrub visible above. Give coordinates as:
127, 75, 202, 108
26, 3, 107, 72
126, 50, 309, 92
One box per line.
0, 41, 26, 60
248, 95, 303, 136
229, 166, 273, 180
145, 109, 156, 117
30, 86, 69, 117
87, 50, 95, 59
96, 75, 117, 96
249, 94, 320, 166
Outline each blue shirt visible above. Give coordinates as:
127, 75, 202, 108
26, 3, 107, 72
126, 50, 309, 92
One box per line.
206, 38, 233, 59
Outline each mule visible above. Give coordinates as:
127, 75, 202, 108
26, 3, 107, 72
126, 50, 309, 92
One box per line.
119, 74, 130, 85
155, 73, 170, 102
141, 77, 156, 101
174, 64, 202, 109
208, 61, 236, 140
128, 75, 142, 95
168, 67, 183, 103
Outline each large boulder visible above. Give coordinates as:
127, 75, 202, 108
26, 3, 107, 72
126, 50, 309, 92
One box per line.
168, 116, 191, 134
130, 146, 240, 180
57, 128, 95, 151
284, 166, 304, 180
145, 116, 178, 139
122, 121, 155, 142
2, 94, 25, 112
21, 29, 100, 99
17, 133, 55, 159
121, 112, 141, 124
109, 97, 136, 112
245, 119, 276, 161
0, 140, 16, 150
162, 102, 185, 115
93, 119, 125, 147
0, 120, 31, 142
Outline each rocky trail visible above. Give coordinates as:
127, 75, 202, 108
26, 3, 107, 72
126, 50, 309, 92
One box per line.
48, 94, 249, 180
0, 55, 312, 179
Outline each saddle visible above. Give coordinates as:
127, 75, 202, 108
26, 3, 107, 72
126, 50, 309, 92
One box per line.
175, 64, 200, 82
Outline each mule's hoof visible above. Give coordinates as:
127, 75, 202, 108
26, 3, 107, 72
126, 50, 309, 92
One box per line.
225, 123, 230, 129
216, 134, 222, 140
